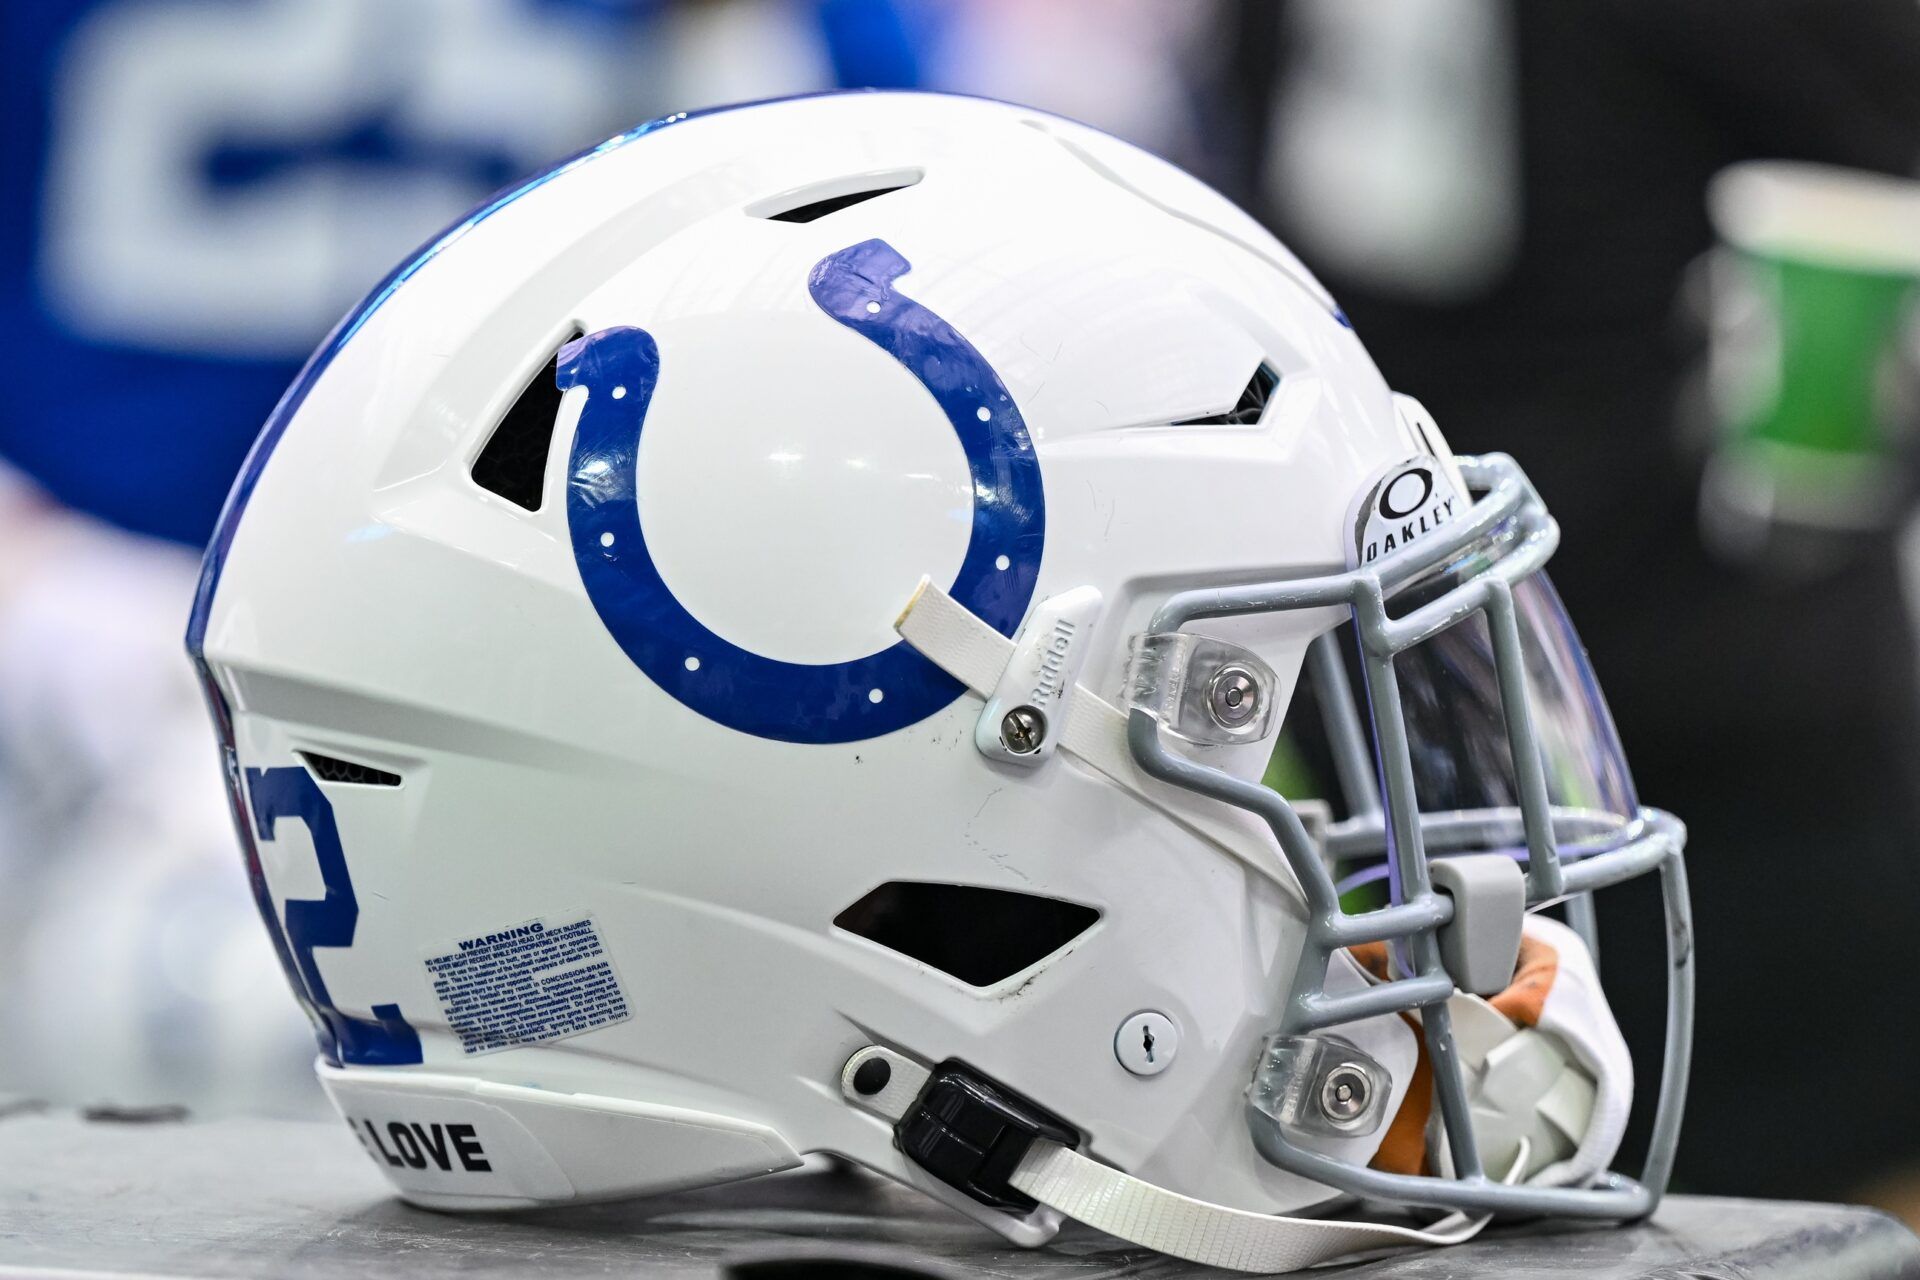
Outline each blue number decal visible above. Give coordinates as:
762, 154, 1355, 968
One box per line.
246, 765, 422, 1066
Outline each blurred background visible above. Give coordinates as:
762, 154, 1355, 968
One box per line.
3, 0, 1918, 1223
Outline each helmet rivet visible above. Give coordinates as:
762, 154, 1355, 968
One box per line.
1319, 1063, 1373, 1126
1207, 665, 1261, 729
1000, 706, 1047, 755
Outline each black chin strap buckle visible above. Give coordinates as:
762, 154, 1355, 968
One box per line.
895, 1063, 1079, 1211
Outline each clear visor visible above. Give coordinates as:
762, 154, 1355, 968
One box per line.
1273, 564, 1639, 901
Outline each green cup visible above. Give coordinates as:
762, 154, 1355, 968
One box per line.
1701, 161, 1920, 572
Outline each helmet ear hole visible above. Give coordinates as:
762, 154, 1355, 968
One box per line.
470, 331, 581, 511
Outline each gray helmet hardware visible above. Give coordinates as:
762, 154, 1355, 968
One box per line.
1320, 1063, 1376, 1128
1134, 453, 1692, 1220
1206, 664, 1263, 729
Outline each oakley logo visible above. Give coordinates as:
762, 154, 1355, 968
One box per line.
1350, 457, 1463, 569
1377, 468, 1435, 520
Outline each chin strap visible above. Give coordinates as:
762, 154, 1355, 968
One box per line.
842, 1047, 1515, 1274
1007, 1138, 1510, 1274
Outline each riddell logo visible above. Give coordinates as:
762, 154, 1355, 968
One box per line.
1028, 617, 1079, 704
347, 1116, 491, 1173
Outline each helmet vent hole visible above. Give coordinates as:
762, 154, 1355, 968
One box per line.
833, 882, 1099, 988
750, 168, 923, 224
1174, 362, 1280, 427
299, 751, 402, 788
471, 331, 580, 511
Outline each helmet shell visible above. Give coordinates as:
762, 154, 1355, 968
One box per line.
194, 91, 1428, 1229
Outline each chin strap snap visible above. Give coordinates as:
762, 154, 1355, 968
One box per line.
841, 1047, 1513, 1274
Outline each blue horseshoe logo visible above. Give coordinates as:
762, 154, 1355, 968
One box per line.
559, 239, 1046, 744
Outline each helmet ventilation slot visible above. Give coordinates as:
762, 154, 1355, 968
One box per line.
299, 751, 402, 788
471, 331, 581, 511
750, 169, 923, 224
1174, 362, 1280, 427
833, 882, 1099, 987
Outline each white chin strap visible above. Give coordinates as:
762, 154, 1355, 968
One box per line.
842, 1048, 1517, 1275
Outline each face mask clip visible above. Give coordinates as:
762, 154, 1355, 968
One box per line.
1248, 1033, 1392, 1141
1125, 633, 1280, 746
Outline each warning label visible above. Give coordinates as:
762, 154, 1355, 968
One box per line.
425, 916, 631, 1056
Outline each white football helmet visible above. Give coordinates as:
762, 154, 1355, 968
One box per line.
189, 92, 1692, 1272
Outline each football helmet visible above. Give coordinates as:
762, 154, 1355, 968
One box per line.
189, 91, 1692, 1272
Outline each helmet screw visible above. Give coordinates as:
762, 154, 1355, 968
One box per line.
1000, 706, 1047, 755
1319, 1063, 1373, 1127
1207, 665, 1261, 729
